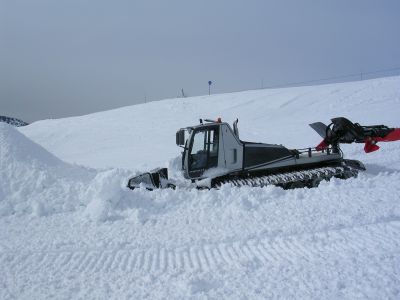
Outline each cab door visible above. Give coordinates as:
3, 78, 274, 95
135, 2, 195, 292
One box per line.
186, 126, 220, 179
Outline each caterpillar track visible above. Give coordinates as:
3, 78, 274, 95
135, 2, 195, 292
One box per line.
211, 164, 358, 190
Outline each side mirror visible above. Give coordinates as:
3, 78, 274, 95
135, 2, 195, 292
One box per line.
176, 129, 185, 146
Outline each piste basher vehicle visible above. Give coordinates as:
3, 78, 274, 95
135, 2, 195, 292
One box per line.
128, 117, 400, 190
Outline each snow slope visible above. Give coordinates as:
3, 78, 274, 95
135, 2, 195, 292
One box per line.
1, 76, 400, 299
20, 76, 400, 170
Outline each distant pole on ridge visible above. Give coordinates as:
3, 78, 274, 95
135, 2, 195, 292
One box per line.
208, 80, 212, 95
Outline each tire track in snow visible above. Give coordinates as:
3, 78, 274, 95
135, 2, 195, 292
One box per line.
2, 221, 400, 276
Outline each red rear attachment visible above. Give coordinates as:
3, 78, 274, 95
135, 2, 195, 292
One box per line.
312, 117, 400, 153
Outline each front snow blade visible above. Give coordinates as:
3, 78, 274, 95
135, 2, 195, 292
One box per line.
127, 168, 169, 190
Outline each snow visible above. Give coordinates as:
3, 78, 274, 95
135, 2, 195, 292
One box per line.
1, 76, 400, 299
0, 123, 95, 216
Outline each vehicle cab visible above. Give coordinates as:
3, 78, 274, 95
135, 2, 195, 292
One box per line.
176, 119, 243, 179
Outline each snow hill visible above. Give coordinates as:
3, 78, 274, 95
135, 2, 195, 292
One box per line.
20, 76, 400, 170
1, 76, 400, 299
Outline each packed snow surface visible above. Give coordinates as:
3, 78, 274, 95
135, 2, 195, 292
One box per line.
1, 76, 400, 299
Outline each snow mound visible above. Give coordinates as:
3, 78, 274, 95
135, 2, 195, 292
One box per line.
0, 123, 163, 221
83, 169, 133, 222
0, 124, 167, 222
0, 123, 96, 216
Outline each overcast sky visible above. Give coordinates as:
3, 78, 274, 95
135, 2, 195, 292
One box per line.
1, 0, 400, 122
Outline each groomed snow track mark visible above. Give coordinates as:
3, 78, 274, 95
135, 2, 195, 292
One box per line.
2, 220, 399, 276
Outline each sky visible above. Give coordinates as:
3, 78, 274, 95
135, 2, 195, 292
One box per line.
1, 0, 400, 122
